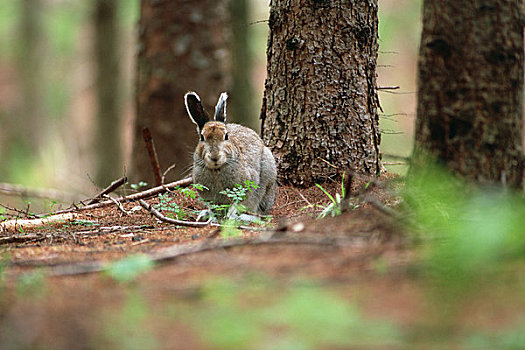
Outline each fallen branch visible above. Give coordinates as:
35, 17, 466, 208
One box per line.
46, 234, 352, 276
138, 197, 268, 231
75, 225, 154, 237
87, 176, 127, 205
0, 233, 46, 245
340, 168, 401, 218
161, 163, 178, 194
104, 194, 131, 216
0, 203, 39, 219
138, 199, 210, 227
0, 213, 76, 233
361, 194, 402, 219
52, 177, 193, 215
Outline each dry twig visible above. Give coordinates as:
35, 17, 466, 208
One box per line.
103, 194, 131, 216
138, 199, 210, 227
44, 234, 359, 276
52, 177, 193, 215
142, 127, 162, 186
0, 203, 39, 219
87, 176, 127, 205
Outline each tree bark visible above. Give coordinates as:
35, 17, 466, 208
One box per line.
260, 0, 382, 187
413, 0, 523, 188
94, 0, 123, 187
131, 0, 230, 185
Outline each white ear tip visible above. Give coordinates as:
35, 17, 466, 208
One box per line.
219, 92, 228, 101
185, 91, 200, 101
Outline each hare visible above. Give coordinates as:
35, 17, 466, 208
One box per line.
185, 91, 277, 215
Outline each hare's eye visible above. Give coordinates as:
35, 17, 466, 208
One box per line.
200, 134, 205, 141
224, 132, 229, 141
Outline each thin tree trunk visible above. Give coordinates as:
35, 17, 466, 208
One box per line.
260, 0, 382, 187
17, 0, 45, 157
94, 0, 123, 187
131, 0, 230, 185
229, 0, 256, 130
413, 0, 523, 188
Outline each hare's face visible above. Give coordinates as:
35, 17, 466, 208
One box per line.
197, 121, 231, 170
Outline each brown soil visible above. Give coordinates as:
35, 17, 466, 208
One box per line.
0, 173, 520, 349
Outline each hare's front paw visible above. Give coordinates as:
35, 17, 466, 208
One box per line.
196, 209, 218, 223
226, 205, 263, 224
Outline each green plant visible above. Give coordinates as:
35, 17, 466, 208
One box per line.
219, 219, 243, 238
129, 181, 148, 191
204, 181, 262, 223
404, 164, 525, 309
155, 193, 187, 220
178, 183, 207, 200
152, 181, 267, 226
154, 184, 210, 220
219, 180, 259, 205
310, 172, 350, 218
48, 200, 58, 214
61, 219, 99, 230
105, 255, 154, 283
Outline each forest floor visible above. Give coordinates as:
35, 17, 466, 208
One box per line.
0, 172, 522, 349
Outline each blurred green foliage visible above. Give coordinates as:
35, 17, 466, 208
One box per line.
101, 290, 160, 350
187, 277, 401, 349
105, 254, 155, 283
404, 163, 525, 310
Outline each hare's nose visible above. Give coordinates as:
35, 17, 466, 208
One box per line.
210, 155, 220, 162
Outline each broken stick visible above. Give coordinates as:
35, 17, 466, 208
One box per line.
138, 199, 210, 227
52, 177, 193, 215
87, 176, 128, 205
0, 213, 76, 233
142, 127, 162, 186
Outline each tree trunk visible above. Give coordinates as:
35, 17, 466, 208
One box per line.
413, 0, 523, 188
94, 0, 123, 187
131, 0, 230, 185
14, 0, 45, 163
260, 0, 382, 187
229, 0, 256, 130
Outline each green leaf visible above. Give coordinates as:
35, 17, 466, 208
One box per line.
315, 184, 335, 203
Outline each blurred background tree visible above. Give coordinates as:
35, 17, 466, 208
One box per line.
413, 0, 523, 188
2, 0, 46, 185
229, 0, 256, 131
17, 0, 46, 161
130, 0, 230, 185
94, 0, 123, 187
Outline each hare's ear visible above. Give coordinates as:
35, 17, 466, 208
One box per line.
185, 91, 209, 130
213, 92, 228, 123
